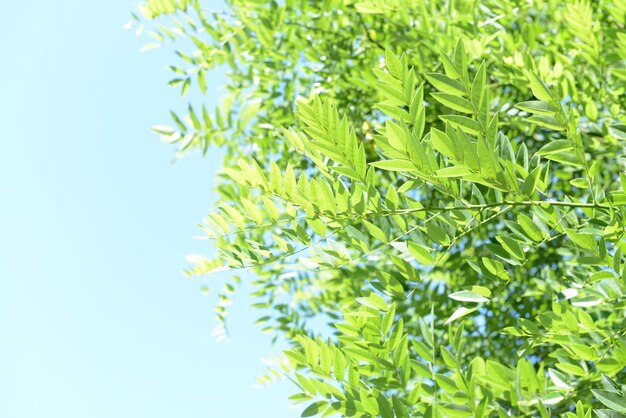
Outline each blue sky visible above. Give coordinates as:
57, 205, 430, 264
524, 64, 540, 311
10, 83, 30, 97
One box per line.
0, 1, 294, 417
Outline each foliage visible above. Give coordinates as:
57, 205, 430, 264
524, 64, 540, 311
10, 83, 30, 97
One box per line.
134, 0, 626, 416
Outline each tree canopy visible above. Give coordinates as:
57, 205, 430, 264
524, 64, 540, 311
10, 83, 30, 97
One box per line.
134, 0, 626, 416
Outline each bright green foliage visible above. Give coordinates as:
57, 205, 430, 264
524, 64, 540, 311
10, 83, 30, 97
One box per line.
134, 0, 626, 416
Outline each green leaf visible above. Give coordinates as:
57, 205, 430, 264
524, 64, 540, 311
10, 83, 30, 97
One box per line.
516, 100, 557, 115
197, 70, 207, 94
595, 410, 625, 418
425, 73, 466, 96
517, 214, 544, 242
376, 103, 410, 121
439, 115, 481, 136
445, 307, 477, 325
528, 115, 565, 131
591, 390, 626, 413
496, 236, 525, 260
333, 350, 346, 381
431, 93, 474, 113
522, 164, 542, 196
435, 374, 458, 393
570, 178, 589, 189
356, 293, 388, 311
363, 220, 387, 242
566, 229, 597, 251
269, 161, 282, 192
435, 166, 472, 177
453, 38, 467, 73
527, 72, 553, 102
609, 125, 626, 140
262, 197, 280, 220
536, 140, 573, 156
448, 290, 489, 303
477, 137, 498, 179
220, 203, 246, 229
427, 223, 450, 246
471, 286, 491, 297
386, 120, 408, 150
408, 242, 434, 265
385, 48, 403, 78
355, 2, 384, 14
548, 368, 572, 390
470, 61, 486, 109
440, 51, 460, 79
181, 77, 191, 97
241, 197, 263, 224
284, 163, 296, 196
370, 159, 415, 171
302, 400, 328, 417
567, 343, 596, 361
556, 363, 586, 376
430, 128, 457, 159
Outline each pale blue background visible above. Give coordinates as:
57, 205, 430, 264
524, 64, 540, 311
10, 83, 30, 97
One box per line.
0, 1, 294, 417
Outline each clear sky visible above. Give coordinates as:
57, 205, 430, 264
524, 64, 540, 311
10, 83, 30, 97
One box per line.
0, 1, 295, 417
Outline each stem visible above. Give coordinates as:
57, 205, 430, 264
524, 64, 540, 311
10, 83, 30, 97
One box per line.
372, 199, 614, 217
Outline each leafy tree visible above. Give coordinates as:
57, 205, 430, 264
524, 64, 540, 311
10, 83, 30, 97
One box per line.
133, 0, 626, 416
